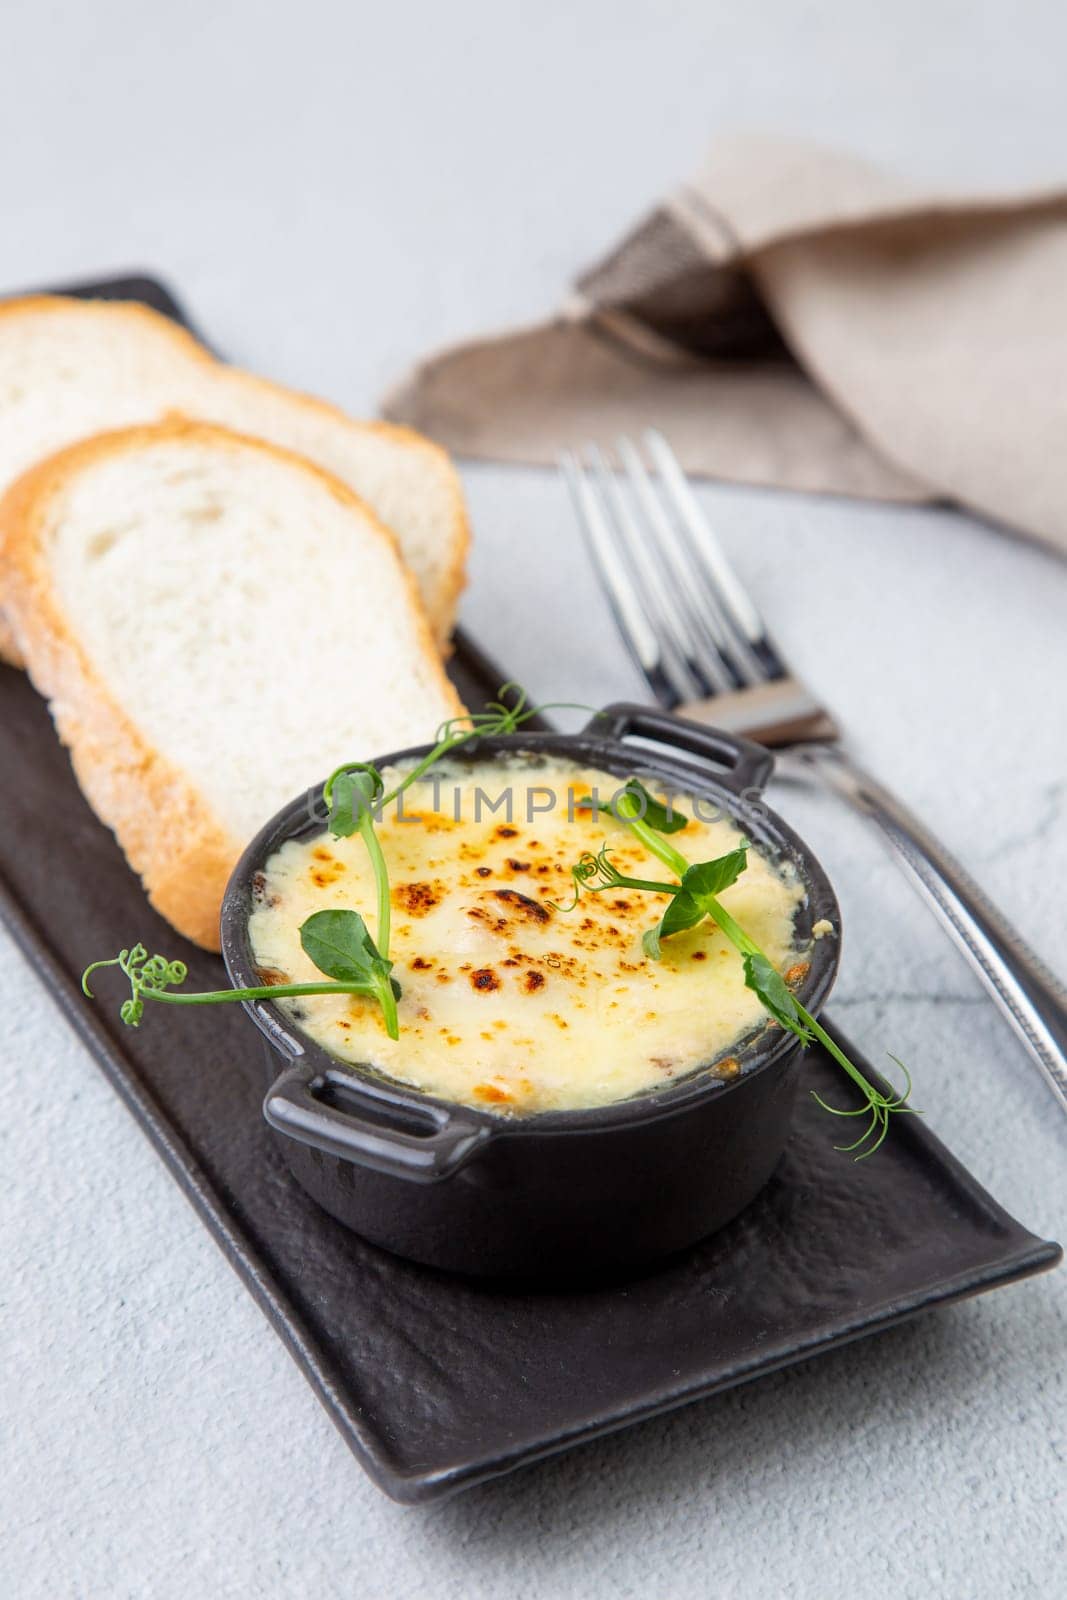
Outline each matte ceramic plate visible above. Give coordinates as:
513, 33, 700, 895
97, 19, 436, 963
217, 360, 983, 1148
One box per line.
0, 276, 1058, 1504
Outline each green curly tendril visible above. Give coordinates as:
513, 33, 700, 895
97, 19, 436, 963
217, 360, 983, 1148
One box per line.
81, 941, 393, 1028
82, 945, 189, 1026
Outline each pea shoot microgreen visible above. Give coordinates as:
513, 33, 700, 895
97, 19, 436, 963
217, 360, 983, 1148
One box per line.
82, 686, 589, 1041
562, 782, 917, 1159
80, 918, 393, 1027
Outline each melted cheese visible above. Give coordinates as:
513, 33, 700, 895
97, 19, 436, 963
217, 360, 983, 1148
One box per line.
248, 755, 807, 1115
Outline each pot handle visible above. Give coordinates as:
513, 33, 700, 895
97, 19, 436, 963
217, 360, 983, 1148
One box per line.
588, 703, 774, 795
264, 1066, 492, 1184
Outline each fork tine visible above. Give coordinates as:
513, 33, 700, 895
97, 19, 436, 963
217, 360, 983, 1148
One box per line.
559, 450, 690, 707
587, 445, 710, 704
644, 429, 787, 678
615, 436, 742, 693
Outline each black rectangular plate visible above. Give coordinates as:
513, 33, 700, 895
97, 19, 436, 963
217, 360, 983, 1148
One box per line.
0, 276, 1059, 1504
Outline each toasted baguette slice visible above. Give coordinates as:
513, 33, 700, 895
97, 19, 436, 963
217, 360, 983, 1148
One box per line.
0, 422, 465, 949
0, 295, 468, 661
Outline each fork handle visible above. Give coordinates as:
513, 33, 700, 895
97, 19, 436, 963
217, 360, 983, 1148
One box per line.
795, 743, 1067, 1114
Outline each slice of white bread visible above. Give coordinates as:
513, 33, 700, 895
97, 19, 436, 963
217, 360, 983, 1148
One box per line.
0, 421, 466, 949
0, 295, 468, 662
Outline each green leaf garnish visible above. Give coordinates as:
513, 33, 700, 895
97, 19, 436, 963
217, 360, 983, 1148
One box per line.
742, 952, 813, 1042
642, 892, 703, 959
299, 908, 383, 983
561, 775, 918, 1159
621, 778, 689, 834
682, 848, 749, 899
642, 847, 749, 959
299, 907, 400, 1036
325, 765, 383, 839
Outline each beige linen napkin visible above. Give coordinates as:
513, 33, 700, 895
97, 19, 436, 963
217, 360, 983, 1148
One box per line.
384, 135, 1067, 552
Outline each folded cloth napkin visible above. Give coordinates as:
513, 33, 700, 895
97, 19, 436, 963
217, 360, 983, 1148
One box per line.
383, 134, 1067, 554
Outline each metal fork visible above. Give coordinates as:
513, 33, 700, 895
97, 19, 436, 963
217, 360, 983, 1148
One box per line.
562, 430, 1067, 1115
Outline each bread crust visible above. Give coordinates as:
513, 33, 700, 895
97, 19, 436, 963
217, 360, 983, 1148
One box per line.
0, 295, 469, 653
0, 610, 23, 666
0, 419, 466, 950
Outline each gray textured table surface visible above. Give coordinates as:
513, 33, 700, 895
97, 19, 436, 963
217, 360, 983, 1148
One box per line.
1, 3, 1065, 1596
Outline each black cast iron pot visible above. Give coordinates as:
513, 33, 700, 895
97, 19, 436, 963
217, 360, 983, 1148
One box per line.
221, 705, 841, 1279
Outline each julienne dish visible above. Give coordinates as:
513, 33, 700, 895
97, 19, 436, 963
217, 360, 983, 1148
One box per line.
246, 751, 810, 1115
213, 705, 851, 1276
81, 698, 934, 1276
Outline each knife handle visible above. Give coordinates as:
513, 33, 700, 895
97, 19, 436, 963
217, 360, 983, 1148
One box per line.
794, 743, 1067, 1115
